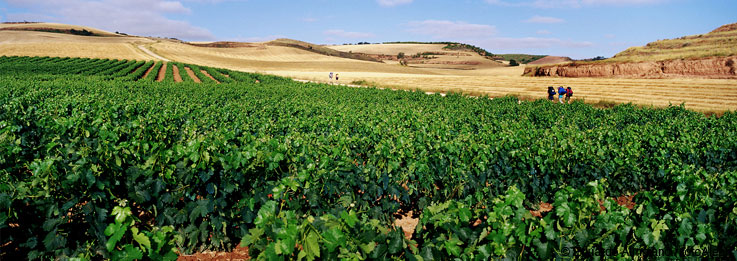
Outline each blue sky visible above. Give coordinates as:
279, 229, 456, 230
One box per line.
1, 0, 735, 59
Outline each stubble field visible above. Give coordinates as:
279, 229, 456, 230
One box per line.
148, 41, 737, 112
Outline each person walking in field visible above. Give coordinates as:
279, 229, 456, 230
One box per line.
329, 72, 334, 82
335, 73, 339, 82
565, 87, 573, 104
547, 86, 556, 101
557, 86, 566, 104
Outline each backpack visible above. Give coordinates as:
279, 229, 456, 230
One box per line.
558, 87, 566, 95
567, 88, 573, 96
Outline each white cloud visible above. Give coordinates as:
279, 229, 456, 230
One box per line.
581, 0, 664, 4
487, 0, 665, 8
406, 20, 497, 40
182, 0, 245, 3
475, 37, 593, 49
324, 29, 375, 39
524, 15, 564, 23
537, 30, 552, 35
377, 0, 413, 7
155, 1, 191, 13
6, 13, 56, 23
228, 35, 286, 43
3, 0, 214, 40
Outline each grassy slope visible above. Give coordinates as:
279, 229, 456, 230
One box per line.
604, 22, 737, 63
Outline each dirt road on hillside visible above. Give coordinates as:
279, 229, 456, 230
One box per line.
138, 45, 170, 61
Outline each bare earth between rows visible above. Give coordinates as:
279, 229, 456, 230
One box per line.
200, 70, 220, 83
184, 67, 201, 83
172, 65, 183, 83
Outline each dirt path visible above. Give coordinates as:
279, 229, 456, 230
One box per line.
156, 62, 167, 82
184, 67, 201, 83
137, 44, 170, 61
172, 64, 183, 82
141, 63, 156, 80
200, 70, 220, 83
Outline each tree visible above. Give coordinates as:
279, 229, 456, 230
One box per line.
397, 52, 405, 59
509, 59, 519, 66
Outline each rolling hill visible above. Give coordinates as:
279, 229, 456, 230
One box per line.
525, 22, 737, 78
327, 42, 505, 70
0, 22, 120, 36
1, 22, 736, 112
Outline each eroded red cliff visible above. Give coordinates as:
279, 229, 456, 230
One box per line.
524, 56, 737, 79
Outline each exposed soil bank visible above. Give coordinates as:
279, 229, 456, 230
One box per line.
524, 56, 737, 79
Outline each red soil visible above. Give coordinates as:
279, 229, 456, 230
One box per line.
157, 62, 167, 82
172, 65, 183, 83
200, 70, 220, 83
711, 22, 737, 33
184, 67, 201, 83
526, 56, 737, 79
178, 245, 250, 261
141, 63, 156, 80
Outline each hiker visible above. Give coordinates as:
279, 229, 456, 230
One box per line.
329, 72, 333, 81
335, 73, 339, 81
565, 87, 573, 104
547, 86, 556, 101
557, 86, 566, 104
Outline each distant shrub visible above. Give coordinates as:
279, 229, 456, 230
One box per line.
350, 79, 372, 85
509, 59, 519, 66
397, 52, 405, 59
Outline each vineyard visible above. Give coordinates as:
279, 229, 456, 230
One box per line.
1, 56, 736, 259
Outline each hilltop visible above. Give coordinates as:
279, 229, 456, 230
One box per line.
609, 23, 737, 63
0, 22, 120, 37
327, 42, 505, 70
0, 22, 159, 60
525, 22, 737, 78
526, 56, 572, 65
495, 54, 547, 64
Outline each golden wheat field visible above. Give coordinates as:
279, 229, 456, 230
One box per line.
0, 22, 119, 36
271, 68, 737, 112
1, 24, 735, 112
0, 30, 158, 60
